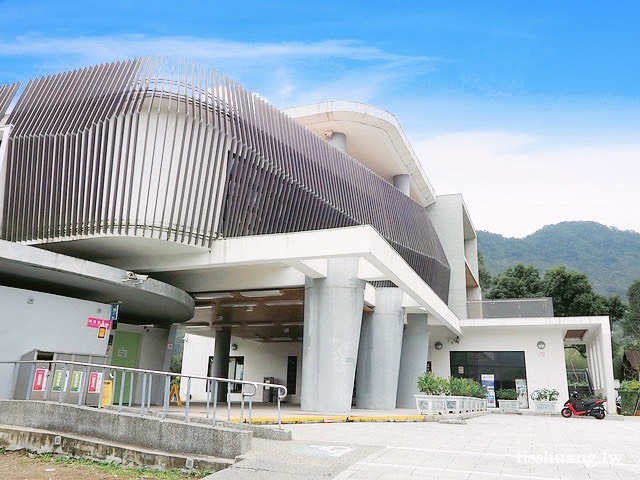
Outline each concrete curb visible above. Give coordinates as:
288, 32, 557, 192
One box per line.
0, 424, 233, 473
0, 400, 251, 459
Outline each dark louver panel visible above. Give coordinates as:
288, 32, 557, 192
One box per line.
2, 58, 450, 300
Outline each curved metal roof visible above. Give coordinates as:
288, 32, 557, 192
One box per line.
2, 58, 451, 300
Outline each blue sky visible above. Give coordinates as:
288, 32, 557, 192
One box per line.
1, 0, 639, 237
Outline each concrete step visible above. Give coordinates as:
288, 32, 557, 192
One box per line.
0, 424, 234, 473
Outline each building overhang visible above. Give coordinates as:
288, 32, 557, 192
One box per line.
0, 240, 194, 325
285, 101, 436, 207
111, 225, 461, 335
460, 316, 611, 345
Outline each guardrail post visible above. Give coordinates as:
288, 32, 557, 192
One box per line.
240, 384, 245, 424
277, 387, 282, 429
97, 367, 106, 409
140, 373, 148, 416
42, 363, 52, 402
78, 366, 87, 406
146, 374, 153, 414
205, 379, 211, 419
162, 374, 170, 419
128, 371, 134, 407
26, 362, 36, 400
212, 381, 218, 425
58, 363, 68, 403
185, 377, 192, 423
118, 370, 126, 411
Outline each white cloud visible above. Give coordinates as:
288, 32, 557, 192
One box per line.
0, 34, 432, 64
0, 34, 436, 109
413, 131, 640, 237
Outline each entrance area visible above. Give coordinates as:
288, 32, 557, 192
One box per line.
450, 351, 526, 390
110, 331, 140, 403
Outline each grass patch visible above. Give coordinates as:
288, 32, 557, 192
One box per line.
1, 450, 209, 479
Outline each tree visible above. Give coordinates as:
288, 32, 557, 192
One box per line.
606, 295, 627, 323
621, 280, 640, 339
478, 251, 492, 293
486, 263, 544, 299
542, 266, 609, 317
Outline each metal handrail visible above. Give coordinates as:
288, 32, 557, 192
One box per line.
0, 359, 288, 429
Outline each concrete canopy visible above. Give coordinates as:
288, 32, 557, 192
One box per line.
0, 240, 194, 325
113, 225, 462, 336
285, 101, 436, 207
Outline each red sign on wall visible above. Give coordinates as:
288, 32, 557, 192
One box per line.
87, 318, 111, 329
87, 371, 102, 393
32, 368, 48, 391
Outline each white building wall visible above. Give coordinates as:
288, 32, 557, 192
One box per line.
429, 324, 569, 410
232, 338, 302, 405
180, 333, 215, 402
0, 285, 111, 399
180, 333, 303, 404
427, 195, 469, 319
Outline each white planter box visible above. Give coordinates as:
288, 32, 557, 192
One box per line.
499, 399, 520, 411
415, 395, 487, 415
533, 400, 557, 413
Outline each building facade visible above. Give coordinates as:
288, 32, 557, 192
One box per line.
0, 59, 616, 412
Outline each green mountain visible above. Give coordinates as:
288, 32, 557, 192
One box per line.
477, 221, 640, 299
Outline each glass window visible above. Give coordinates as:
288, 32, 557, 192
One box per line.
450, 351, 526, 390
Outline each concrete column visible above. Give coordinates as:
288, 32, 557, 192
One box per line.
585, 343, 595, 393
356, 288, 404, 409
396, 314, 429, 408
161, 324, 179, 372
591, 341, 601, 390
327, 131, 347, 152
598, 325, 618, 415
301, 257, 365, 412
393, 174, 410, 196
212, 326, 231, 402
595, 339, 604, 390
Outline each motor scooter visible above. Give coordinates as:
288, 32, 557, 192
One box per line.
561, 391, 606, 419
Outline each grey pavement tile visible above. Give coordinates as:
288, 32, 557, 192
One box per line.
348, 464, 387, 479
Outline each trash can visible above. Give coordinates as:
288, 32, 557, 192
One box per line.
263, 377, 275, 403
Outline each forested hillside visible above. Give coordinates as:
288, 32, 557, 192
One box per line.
478, 221, 640, 298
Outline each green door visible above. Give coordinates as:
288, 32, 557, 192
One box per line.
111, 331, 140, 404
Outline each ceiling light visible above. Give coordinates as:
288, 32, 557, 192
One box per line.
281, 321, 304, 326
194, 292, 234, 300
240, 290, 282, 298
220, 302, 258, 308
212, 322, 243, 328
246, 322, 277, 327
264, 300, 304, 307
195, 305, 213, 310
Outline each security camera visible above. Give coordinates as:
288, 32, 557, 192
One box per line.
126, 271, 137, 280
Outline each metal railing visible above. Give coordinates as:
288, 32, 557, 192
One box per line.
0, 360, 288, 429
467, 297, 554, 319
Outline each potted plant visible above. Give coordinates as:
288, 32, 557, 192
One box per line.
530, 388, 559, 412
415, 373, 487, 414
495, 388, 519, 411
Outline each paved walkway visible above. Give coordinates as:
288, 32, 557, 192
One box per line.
207, 413, 640, 480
